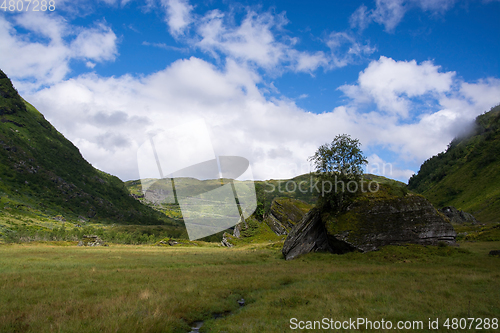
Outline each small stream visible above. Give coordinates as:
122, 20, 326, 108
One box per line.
187, 299, 245, 332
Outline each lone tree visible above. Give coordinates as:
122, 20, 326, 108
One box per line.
309, 134, 367, 211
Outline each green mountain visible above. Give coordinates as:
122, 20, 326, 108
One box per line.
408, 105, 500, 223
0, 69, 174, 225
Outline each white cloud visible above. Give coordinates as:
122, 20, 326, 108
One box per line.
326, 31, 376, 68
25, 55, 500, 183
0, 13, 118, 91
196, 10, 291, 69
194, 9, 374, 73
162, 0, 193, 37
350, 5, 371, 31
366, 154, 415, 180
339, 56, 455, 117
351, 0, 457, 32
371, 0, 407, 32
71, 24, 118, 62
460, 78, 500, 112
3, 2, 498, 184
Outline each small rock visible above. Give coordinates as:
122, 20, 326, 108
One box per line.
440, 206, 478, 224
79, 235, 107, 247
489, 250, 500, 256
221, 233, 234, 247
238, 298, 245, 306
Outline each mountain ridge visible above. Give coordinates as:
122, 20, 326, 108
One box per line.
0, 69, 175, 226
408, 105, 500, 223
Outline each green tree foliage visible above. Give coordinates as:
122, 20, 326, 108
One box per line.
309, 134, 367, 212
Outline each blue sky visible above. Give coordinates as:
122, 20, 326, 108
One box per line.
1, 0, 499, 182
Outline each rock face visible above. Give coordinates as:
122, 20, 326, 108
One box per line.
264, 198, 312, 235
323, 194, 456, 253
283, 184, 457, 259
439, 206, 478, 224
221, 232, 234, 247
282, 208, 331, 260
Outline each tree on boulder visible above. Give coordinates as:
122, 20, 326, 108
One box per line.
308, 134, 367, 212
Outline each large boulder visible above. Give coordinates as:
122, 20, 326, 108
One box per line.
283, 183, 457, 259
439, 206, 478, 224
323, 193, 457, 253
264, 198, 312, 235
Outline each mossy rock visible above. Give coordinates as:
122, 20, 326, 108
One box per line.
323, 190, 456, 253
283, 180, 457, 259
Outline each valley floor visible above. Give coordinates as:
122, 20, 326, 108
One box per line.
0, 241, 499, 332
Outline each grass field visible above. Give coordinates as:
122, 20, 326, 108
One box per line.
0, 241, 499, 333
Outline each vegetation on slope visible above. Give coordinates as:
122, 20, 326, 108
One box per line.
0, 69, 176, 226
408, 105, 500, 223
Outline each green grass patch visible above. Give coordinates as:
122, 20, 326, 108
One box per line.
0, 241, 498, 332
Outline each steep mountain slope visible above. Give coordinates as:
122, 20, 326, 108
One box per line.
0, 69, 174, 225
408, 105, 500, 223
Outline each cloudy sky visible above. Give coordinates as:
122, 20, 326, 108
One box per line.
1, 0, 499, 182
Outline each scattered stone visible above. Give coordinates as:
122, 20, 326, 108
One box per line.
489, 250, 500, 256
439, 206, 478, 224
188, 321, 204, 333
168, 239, 178, 246
156, 239, 180, 246
77, 235, 107, 247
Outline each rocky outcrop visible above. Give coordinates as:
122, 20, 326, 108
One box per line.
439, 206, 478, 224
221, 232, 234, 247
264, 198, 312, 235
323, 194, 456, 253
283, 184, 457, 259
232, 216, 248, 238
282, 208, 332, 260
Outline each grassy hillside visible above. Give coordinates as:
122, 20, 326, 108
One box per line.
0, 69, 176, 226
408, 105, 500, 223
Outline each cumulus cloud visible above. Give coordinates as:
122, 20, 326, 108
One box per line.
71, 24, 118, 61
3, 2, 499, 183
26, 55, 500, 183
339, 56, 455, 117
0, 13, 117, 91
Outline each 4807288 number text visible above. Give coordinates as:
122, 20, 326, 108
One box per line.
1, 0, 55, 11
